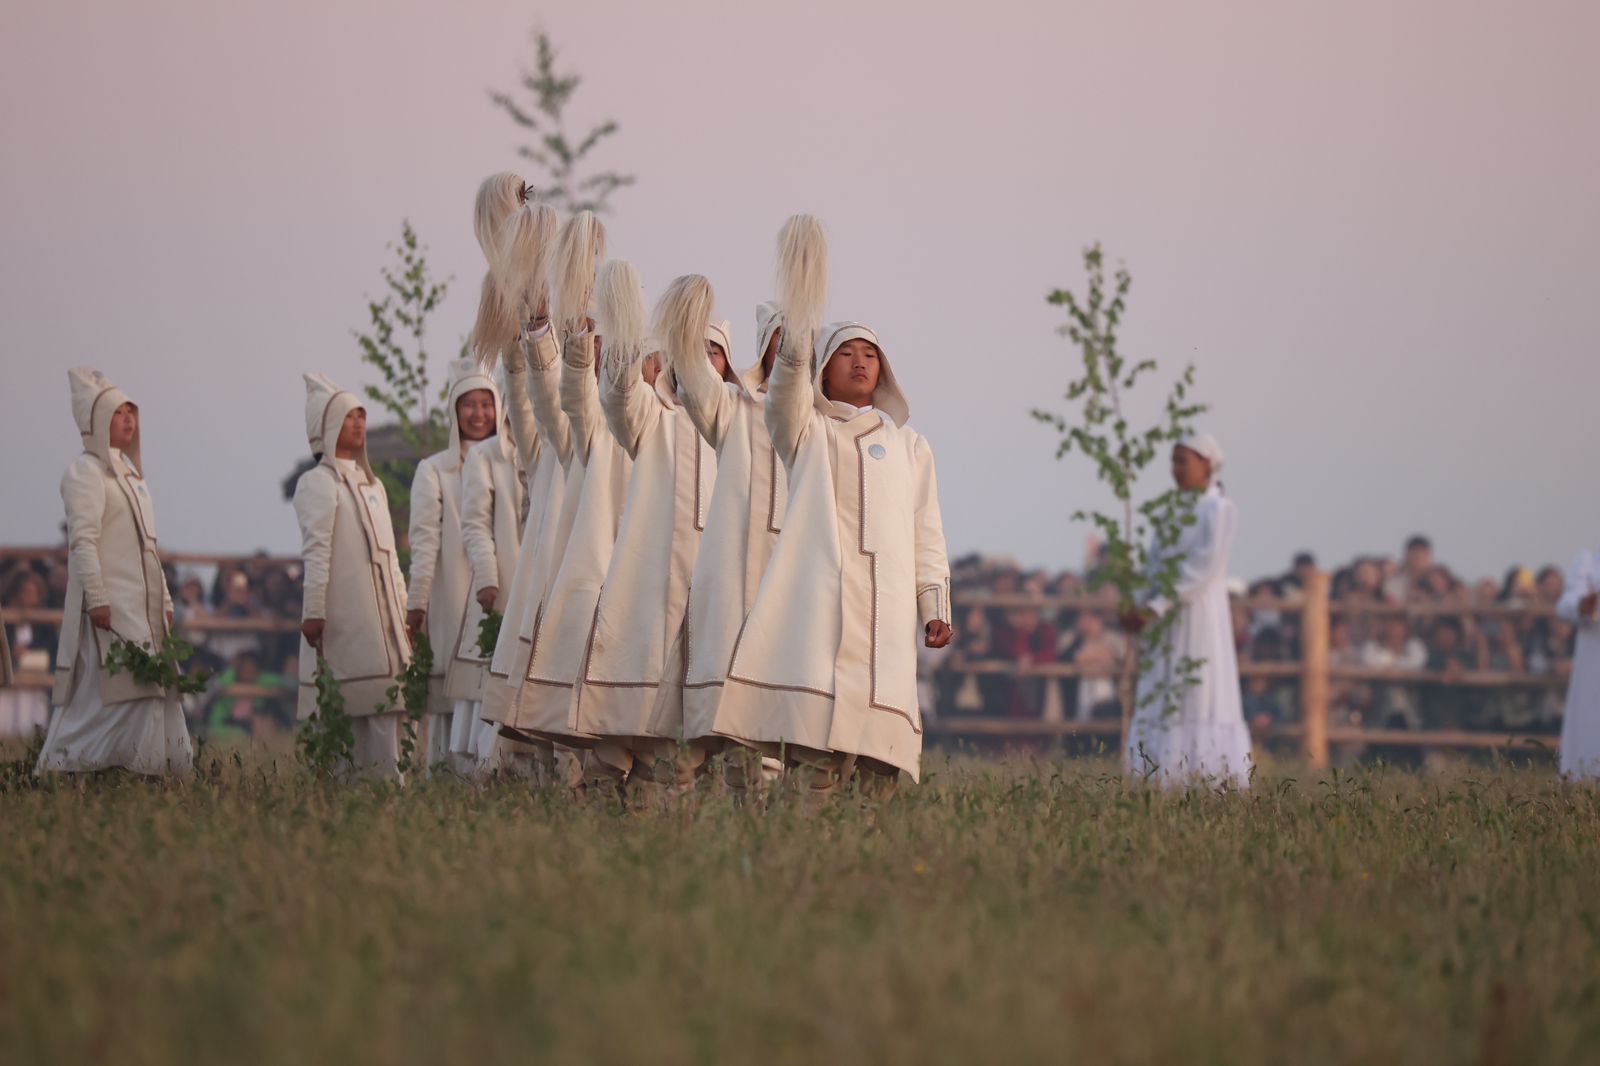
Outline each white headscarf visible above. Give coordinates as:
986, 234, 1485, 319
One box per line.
1180, 432, 1225, 475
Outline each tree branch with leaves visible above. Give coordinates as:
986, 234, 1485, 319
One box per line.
1031, 244, 1208, 746
491, 31, 635, 215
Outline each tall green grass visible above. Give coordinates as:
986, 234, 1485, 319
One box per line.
2, 747, 1597, 1065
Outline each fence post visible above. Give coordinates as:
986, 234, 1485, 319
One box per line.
1301, 570, 1331, 770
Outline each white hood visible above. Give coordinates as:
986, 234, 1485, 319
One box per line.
68, 367, 141, 473
813, 321, 910, 427
443, 356, 505, 462
302, 373, 374, 482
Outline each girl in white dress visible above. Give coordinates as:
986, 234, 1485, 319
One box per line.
1121, 434, 1251, 788
36, 368, 193, 777
1556, 549, 1600, 779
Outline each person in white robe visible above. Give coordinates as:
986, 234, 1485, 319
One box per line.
446, 378, 523, 773
36, 368, 193, 777
405, 358, 503, 771
293, 374, 412, 781
508, 306, 635, 765
1120, 434, 1252, 788
575, 270, 727, 793
673, 293, 789, 798
1556, 549, 1600, 779
716, 313, 954, 801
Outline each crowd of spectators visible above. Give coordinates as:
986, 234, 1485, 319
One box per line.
928, 535, 1576, 737
0, 535, 1581, 743
0, 552, 303, 740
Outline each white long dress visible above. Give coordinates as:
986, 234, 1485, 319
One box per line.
1125, 484, 1251, 788
1557, 549, 1600, 779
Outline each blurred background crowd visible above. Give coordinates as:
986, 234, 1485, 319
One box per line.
0, 534, 1578, 748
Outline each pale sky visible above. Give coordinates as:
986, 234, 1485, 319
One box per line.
2, 0, 1596, 580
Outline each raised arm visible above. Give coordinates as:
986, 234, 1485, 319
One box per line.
60, 458, 108, 613
763, 331, 815, 467
912, 435, 953, 633
293, 469, 337, 623
1144, 497, 1238, 619
405, 459, 443, 615
518, 326, 573, 470
460, 445, 499, 598
600, 352, 661, 460
675, 338, 740, 451
561, 328, 604, 463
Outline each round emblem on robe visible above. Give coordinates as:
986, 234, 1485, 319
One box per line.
868, 444, 887, 460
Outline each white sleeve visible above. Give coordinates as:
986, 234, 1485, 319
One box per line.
675, 343, 738, 450
1146, 497, 1237, 619
599, 350, 660, 460
522, 328, 573, 468
60, 459, 109, 610
561, 328, 603, 462
293, 468, 338, 620
913, 435, 952, 627
406, 459, 443, 612
460, 447, 499, 594
763, 332, 815, 467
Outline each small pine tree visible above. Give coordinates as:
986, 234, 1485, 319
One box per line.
491, 31, 635, 215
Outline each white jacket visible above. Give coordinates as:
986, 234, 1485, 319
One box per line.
678, 307, 788, 742
573, 336, 723, 741
716, 324, 951, 779
294, 375, 410, 719
507, 329, 633, 743
53, 368, 175, 707
446, 429, 523, 702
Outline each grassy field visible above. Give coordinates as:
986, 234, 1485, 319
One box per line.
2, 746, 1599, 1065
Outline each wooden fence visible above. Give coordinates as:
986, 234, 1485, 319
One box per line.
931, 573, 1568, 767
1, 550, 1573, 763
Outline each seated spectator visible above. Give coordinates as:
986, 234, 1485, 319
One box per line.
0, 567, 53, 737
994, 600, 1057, 718
1386, 535, 1434, 603
1242, 626, 1295, 731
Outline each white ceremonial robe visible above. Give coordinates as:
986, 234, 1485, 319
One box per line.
508, 330, 633, 745
716, 328, 952, 781
448, 433, 523, 761
677, 354, 788, 746
576, 359, 717, 754
480, 329, 572, 733
1557, 549, 1600, 779
38, 443, 192, 777
293, 459, 410, 724
407, 447, 471, 759
1125, 484, 1252, 788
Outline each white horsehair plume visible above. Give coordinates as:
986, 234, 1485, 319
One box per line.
470, 271, 522, 368
494, 200, 561, 321
595, 259, 650, 387
474, 172, 526, 262
553, 212, 608, 333
774, 214, 828, 362
652, 275, 713, 389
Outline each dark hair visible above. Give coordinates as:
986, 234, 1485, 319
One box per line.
1405, 535, 1432, 553
1293, 551, 1316, 569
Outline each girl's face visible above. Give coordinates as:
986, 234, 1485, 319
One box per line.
1170, 445, 1211, 493
109, 402, 138, 450
706, 341, 729, 381
822, 339, 880, 407
456, 389, 497, 442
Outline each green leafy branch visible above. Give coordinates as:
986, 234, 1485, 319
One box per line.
1030, 244, 1208, 729
298, 655, 355, 778
377, 634, 433, 777
476, 609, 503, 659
106, 633, 210, 696
490, 31, 635, 215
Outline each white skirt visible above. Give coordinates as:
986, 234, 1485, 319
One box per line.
36, 636, 193, 777
1125, 712, 1252, 789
